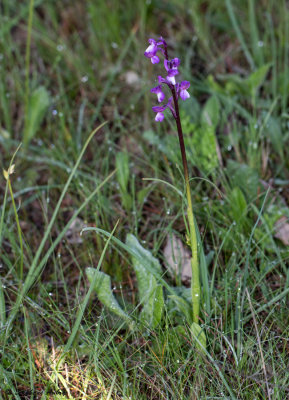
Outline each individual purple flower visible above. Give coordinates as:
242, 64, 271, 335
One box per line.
178, 81, 190, 100
150, 85, 165, 102
164, 58, 180, 85
152, 97, 173, 122
144, 39, 160, 64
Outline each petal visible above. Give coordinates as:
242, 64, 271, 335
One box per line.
145, 43, 155, 53
172, 57, 180, 67
152, 105, 166, 112
155, 112, 164, 122
166, 75, 176, 85
158, 75, 167, 84
180, 89, 190, 100
148, 38, 157, 45
180, 80, 190, 90
150, 85, 161, 94
151, 55, 160, 64
164, 59, 169, 71
167, 69, 179, 77
157, 91, 165, 102
157, 37, 167, 46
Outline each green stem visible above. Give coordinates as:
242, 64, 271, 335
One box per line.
24, 0, 34, 146
8, 178, 24, 282
171, 87, 200, 324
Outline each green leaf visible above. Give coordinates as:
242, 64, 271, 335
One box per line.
229, 187, 248, 224
245, 63, 271, 95
227, 160, 259, 201
126, 234, 163, 327
181, 95, 201, 123
143, 130, 179, 165
116, 151, 132, 210
168, 294, 193, 324
116, 151, 130, 193
24, 86, 50, 144
126, 234, 162, 278
184, 122, 219, 174
264, 116, 284, 160
201, 95, 220, 128
190, 322, 206, 349
140, 284, 164, 328
86, 267, 133, 324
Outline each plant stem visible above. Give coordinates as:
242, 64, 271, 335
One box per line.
7, 178, 24, 282
162, 42, 200, 323
171, 86, 200, 324
24, 0, 34, 146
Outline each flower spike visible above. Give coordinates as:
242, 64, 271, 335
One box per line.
144, 37, 190, 122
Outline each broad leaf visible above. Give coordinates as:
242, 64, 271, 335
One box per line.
140, 284, 164, 328
126, 234, 163, 327
201, 95, 220, 129
168, 294, 193, 325
190, 322, 206, 349
226, 160, 259, 201
86, 267, 132, 324
182, 117, 219, 174
245, 63, 271, 95
116, 151, 130, 193
229, 187, 248, 225
264, 116, 284, 160
24, 86, 50, 144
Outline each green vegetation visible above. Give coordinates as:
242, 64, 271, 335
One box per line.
0, 0, 288, 398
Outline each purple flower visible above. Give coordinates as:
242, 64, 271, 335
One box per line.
144, 37, 191, 122
150, 85, 165, 102
144, 39, 160, 64
152, 97, 173, 122
164, 58, 180, 85
178, 81, 190, 100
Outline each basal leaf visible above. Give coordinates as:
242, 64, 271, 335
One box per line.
227, 160, 259, 201
24, 86, 50, 144
201, 95, 220, 129
245, 63, 271, 95
168, 294, 193, 325
190, 322, 206, 349
126, 234, 163, 327
86, 267, 132, 324
116, 151, 130, 193
140, 284, 164, 328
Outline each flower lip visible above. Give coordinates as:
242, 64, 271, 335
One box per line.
150, 85, 165, 102
155, 112, 165, 122
151, 55, 160, 64
178, 81, 190, 101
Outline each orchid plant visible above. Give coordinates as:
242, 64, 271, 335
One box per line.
85, 37, 206, 348
144, 37, 201, 326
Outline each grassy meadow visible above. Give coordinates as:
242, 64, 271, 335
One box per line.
0, 0, 289, 398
